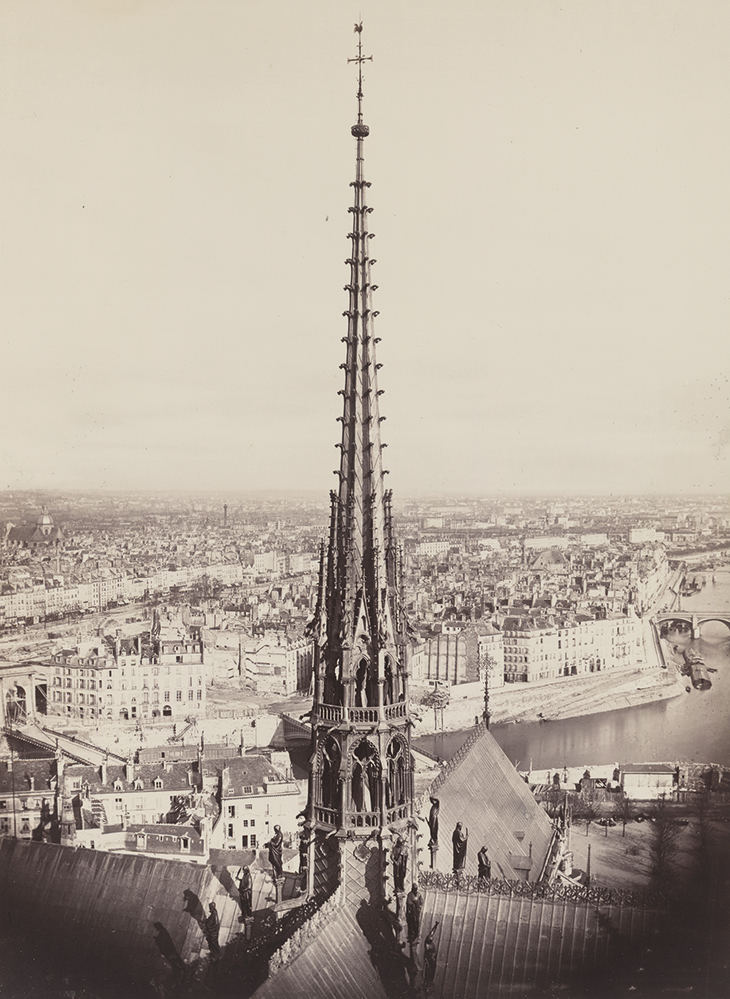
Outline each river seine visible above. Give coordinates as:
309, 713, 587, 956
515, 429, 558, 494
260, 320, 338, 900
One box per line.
414, 570, 730, 770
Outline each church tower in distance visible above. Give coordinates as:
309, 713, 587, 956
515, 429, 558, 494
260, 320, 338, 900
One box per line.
304, 24, 416, 910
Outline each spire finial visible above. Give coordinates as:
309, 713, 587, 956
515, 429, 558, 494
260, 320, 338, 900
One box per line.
348, 22, 372, 129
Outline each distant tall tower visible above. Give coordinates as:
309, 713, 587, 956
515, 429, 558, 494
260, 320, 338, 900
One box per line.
304, 25, 415, 909
223, 503, 228, 528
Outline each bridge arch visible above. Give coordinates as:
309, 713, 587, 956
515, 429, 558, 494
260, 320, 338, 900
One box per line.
695, 616, 730, 637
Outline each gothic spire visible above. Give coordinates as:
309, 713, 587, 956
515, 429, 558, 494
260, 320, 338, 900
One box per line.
309, 22, 405, 712
304, 23, 415, 907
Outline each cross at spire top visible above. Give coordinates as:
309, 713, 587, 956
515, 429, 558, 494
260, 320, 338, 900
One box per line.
348, 22, 372, 127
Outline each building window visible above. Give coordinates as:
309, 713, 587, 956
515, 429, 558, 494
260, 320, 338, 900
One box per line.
228, 806, 236, 818
176, 691, 182, 702
164, 691, 170, 701
181, 838, 189, 852
188, 690, 193, 701
250, 835, 257, 848
242, 819, 248, 828
228, 824, 234, 838
241, 835, 248, 848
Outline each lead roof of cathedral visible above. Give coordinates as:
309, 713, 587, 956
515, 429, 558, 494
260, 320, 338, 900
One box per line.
420, 725, 554, 883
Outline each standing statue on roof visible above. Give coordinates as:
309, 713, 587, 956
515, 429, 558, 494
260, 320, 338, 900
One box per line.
266, 825, 284, 880
452, 822, 468, 872
427, 796, 440, 847
236, 865, 253, 918
405, 882, 423, 943
477, 845, 491, 881
424, 922, 439, 990
392, 836, 408, 893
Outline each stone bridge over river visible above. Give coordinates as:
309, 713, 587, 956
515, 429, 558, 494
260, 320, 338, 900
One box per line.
654, 611, 730, 640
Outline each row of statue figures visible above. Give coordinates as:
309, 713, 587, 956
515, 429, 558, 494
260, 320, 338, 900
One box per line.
319, 734, 411, 813
422, 797, 492, 880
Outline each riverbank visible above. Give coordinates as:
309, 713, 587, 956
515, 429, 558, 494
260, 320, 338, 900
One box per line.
413, 663, 686, 737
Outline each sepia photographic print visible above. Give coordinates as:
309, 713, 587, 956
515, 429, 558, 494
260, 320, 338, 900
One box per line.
1, 3, 729, 998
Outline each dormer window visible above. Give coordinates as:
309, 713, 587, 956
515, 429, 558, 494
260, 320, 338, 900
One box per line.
134, 779, 144, 790
154, 779, 163, 790
114, 780, 123, 791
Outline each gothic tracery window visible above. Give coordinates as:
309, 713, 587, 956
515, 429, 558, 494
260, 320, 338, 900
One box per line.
386, 736, 407, 808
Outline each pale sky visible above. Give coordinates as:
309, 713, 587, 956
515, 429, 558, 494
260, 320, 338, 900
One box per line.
2, 1, 729, 496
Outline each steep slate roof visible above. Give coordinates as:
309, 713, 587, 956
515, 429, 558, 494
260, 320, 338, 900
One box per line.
252, 904, 388, 999
530, 548, 567, 569
420, 726, 554, 882
205, 755, 292, 796
0, 758, 56, 794
64, 761, 194, 794
412, 885, 662, 998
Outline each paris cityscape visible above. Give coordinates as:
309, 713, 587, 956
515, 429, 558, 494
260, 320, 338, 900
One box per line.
2, 4, 729, 999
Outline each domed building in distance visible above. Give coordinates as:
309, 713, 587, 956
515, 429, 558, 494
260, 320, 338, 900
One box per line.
4, 506, 64, 549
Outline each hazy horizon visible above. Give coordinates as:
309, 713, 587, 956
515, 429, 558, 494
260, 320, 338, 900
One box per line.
3, 486, 727, 504
2, 2, 729, 496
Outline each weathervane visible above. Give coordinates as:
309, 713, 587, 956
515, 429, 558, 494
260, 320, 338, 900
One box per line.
348, 23, 372, 127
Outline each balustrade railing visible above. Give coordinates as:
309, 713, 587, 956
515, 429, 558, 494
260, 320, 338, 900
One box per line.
312, 701, 410, 726
386, 804, 409, 823
314, 805, 338, 826
347, 707, 379, 724
346, 810, 381, 828
314, 704, 344, 724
